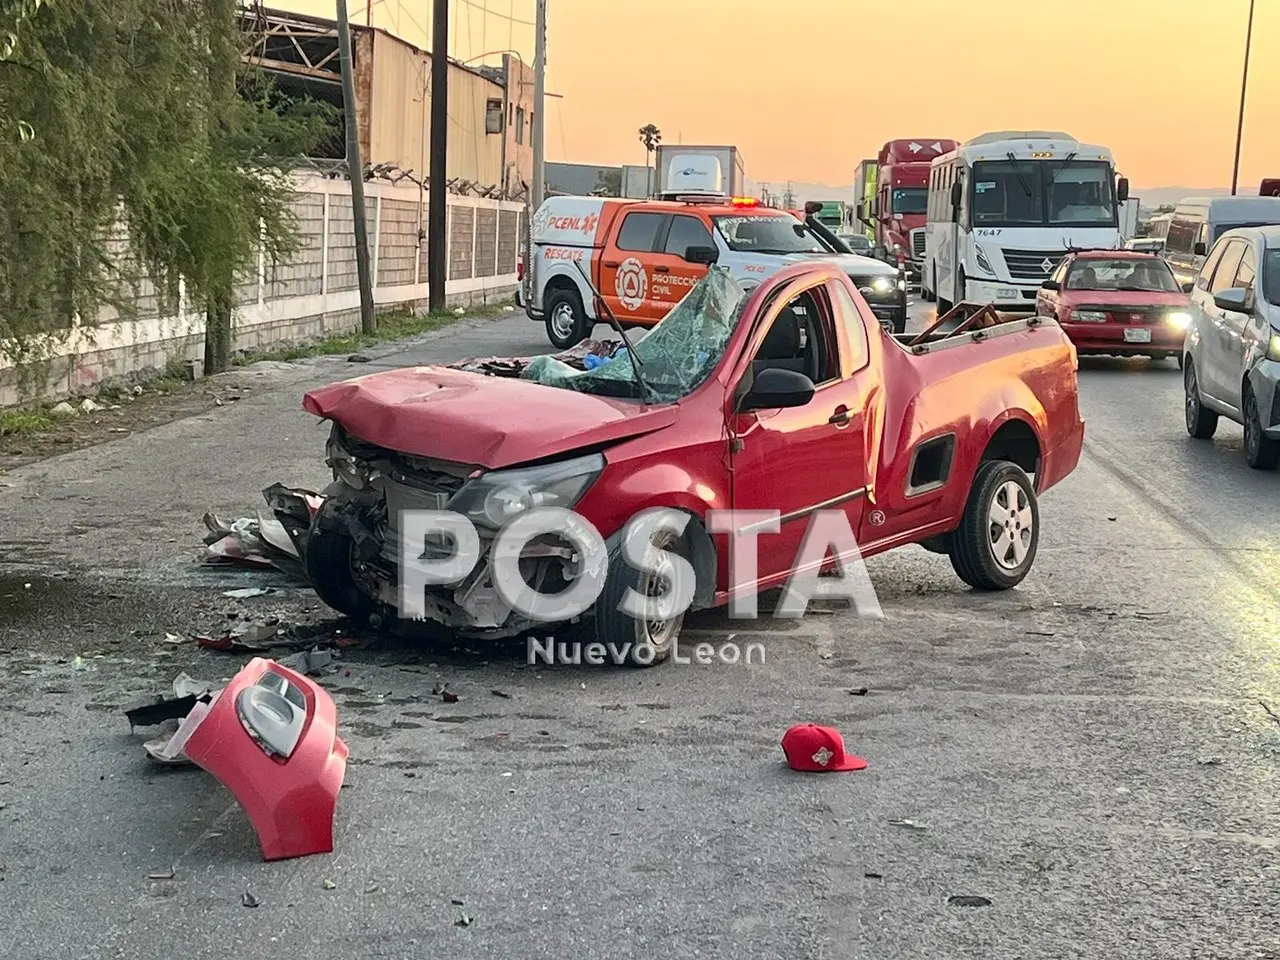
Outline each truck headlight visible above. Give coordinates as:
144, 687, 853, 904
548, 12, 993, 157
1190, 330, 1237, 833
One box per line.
447, 452, 604, 528
236, 671, 307, 760
1267, 332, 1280, 362
974, 243, 996, 277
1166, 311, 1192, 330
870, 276, 894, 295
1071, 310, 1108, 323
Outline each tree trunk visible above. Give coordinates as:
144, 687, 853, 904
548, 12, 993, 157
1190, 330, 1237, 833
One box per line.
203, 286, 232, 374
203, 0, 236, 374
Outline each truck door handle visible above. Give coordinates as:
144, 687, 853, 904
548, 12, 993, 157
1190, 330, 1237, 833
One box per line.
604, 260, 619, 268
829, 406, 850, 425
654, 265, 670, 273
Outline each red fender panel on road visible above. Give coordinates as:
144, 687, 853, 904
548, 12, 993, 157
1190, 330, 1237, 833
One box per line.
182, 657, 348, 861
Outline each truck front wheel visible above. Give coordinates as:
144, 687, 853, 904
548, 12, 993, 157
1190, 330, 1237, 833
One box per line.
544, 286, 591, 349
948, 460, 1039, 590
592, 528, 690, 667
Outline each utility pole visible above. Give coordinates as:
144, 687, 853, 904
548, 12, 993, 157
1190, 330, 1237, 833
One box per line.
336, 0, 376, 333
531, 0, 547, 212
1230, 0, 1256, 195
428, 0, 449, 312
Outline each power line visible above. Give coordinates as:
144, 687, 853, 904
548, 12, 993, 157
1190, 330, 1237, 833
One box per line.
458, 0, 533, 26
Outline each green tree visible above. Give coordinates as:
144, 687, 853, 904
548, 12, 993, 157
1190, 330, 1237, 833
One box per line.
592, 168, 622, 196
0, 0, 332, 375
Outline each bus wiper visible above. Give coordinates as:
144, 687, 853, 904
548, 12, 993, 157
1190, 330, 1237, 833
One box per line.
1049, 151, 1078, 183
570, 259, 654, 404
1005, 151, 1035, 198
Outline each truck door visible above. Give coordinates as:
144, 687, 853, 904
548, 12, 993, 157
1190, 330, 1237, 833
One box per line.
649, 214, 715, 314
1201, 239, 1247, 404
727, 278, 869, 591
600, 211, 669, 325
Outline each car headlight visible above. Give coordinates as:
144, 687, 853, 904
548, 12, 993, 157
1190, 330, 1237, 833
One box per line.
870, 276, 894, 295
1268, 332, 1280, 363
1166, 311, 1192, 330
447, 452, 604, 528
1071, 310, 1108, 323
974, 243, 996, 277
236, 670, 307, 760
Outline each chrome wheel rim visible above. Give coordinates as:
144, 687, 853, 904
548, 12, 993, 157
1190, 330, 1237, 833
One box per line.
638, 537, 680, 650
550, 302, 576, 341
987, 480, 1033, 571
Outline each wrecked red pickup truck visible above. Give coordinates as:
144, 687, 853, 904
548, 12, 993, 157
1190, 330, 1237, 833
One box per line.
300, 263, 1084, 665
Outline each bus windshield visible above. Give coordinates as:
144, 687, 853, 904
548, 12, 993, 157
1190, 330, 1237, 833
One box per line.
971, 159, 1116, 228
891, 187, 926, 215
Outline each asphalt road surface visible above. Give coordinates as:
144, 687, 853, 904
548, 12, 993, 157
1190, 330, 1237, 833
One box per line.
1, 300, 1279, 960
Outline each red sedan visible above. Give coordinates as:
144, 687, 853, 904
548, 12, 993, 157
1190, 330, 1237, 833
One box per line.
1035, 251, 1193, 368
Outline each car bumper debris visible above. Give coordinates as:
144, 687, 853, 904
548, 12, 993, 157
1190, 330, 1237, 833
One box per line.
128, 658, 348, 861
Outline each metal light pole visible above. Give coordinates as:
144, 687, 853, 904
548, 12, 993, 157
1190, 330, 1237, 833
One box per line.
1230, 0, 1256, 195
336, 0, 376, 333
427, 0, 449, 312
531, 0, 547, 212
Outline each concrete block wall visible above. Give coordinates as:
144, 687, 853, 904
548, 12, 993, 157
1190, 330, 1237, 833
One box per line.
377, 199, 419, 287
449, 206, 476, 281
268, 193, 326, 301
0, 176, 525, 408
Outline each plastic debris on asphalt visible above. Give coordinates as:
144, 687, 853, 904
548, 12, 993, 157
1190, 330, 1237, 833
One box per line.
201, 484, 325, 580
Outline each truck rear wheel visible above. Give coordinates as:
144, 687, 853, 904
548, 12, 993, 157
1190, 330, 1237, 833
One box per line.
948, 460, 1039, 591
545, 286, 590, 349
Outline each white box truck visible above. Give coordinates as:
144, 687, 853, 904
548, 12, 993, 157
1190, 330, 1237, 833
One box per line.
654, 145, 745, 198
620, 164, 652, 198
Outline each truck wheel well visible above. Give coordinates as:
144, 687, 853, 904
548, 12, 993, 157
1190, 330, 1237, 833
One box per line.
682, 515, 718, 611
544, 275, 582, 302
981, 419, 1041, 481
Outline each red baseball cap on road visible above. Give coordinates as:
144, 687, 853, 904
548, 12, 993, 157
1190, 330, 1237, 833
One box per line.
781, 724, 868, 772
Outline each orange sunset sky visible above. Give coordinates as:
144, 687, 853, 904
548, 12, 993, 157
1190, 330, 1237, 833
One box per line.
285, 0, 1278, 189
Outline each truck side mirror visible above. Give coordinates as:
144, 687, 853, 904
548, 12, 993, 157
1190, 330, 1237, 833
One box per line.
683, 245, 719, 265
804, 200, 823, 215
1041, 280, 1060, 291
1193, 242, 1206, 256
740, 367, 815, 412
1181, 281, 1194, 293
1117, 177, 1130, 203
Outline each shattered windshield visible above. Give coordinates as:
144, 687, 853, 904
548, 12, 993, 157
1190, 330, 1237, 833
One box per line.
520, 267, 748, 403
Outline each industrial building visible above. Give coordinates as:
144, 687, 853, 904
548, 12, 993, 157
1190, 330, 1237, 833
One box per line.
243, 6, 534, 198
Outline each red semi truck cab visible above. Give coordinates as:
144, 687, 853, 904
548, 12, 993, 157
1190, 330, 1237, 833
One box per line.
860, 139, 958, 278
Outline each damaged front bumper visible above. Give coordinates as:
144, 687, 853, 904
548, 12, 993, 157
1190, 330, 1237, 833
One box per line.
317, 427, 606, 638
161, 657, 348, 861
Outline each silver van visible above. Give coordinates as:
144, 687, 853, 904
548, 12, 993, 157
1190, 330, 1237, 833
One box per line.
1182, 225, 1280, 468
1164, 196, 1280, 288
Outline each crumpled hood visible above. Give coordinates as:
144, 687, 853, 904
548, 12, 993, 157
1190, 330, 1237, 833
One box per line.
780, 251, 897, 277
303, 367, 679, 469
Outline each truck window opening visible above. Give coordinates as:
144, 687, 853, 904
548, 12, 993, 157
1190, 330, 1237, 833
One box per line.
890, 188, 927, 215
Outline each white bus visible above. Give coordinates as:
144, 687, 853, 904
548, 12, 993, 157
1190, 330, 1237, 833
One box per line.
921, 131, 1130, 312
